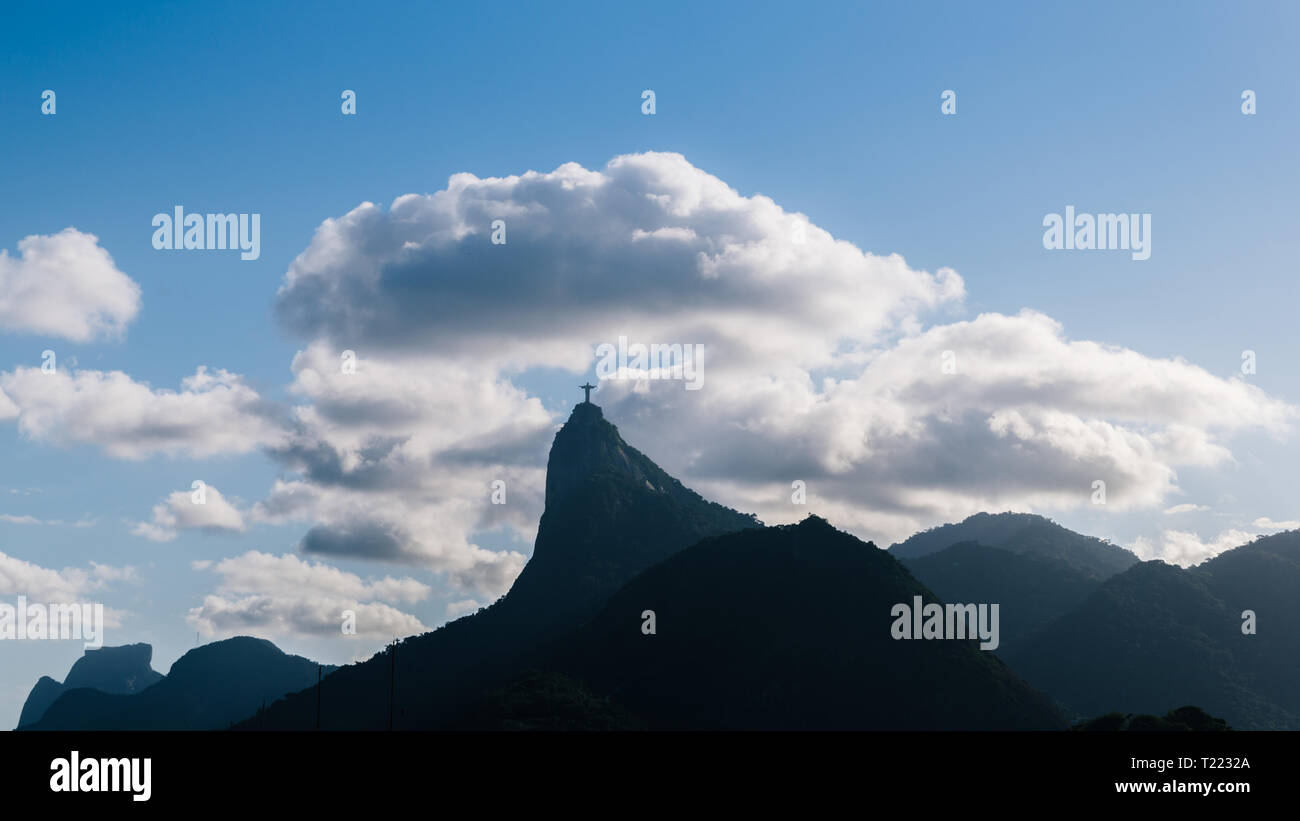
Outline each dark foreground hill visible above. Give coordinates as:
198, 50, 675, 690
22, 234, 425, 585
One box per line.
531, 516, 1066, 730
22, 637, 330, 730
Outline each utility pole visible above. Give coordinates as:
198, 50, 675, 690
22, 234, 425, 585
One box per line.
388, 639, 396, 731
315, 664, 322, 730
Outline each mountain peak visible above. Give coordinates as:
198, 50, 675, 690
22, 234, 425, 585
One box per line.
796, 514, 834, 531
504, 402, 759, 630
890, 510, 1137, 580
17, 642, 163, 728
544, 402, 636, 508
567, 400, 603, 423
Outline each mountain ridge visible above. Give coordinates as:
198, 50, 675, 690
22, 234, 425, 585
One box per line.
17, 642, 163, 728
21, 636, 332, 730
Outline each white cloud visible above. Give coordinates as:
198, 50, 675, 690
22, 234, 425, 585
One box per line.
1163, 503, 1209, 515
1129, 528, 1256, 566
0, 513, 97, 527
275, 152, 964, 371
243, 344, 545, 594
132, 484, 247, 542
445, 599, 482, 619
0, 228, 141, 341
604, 309, 1292, 543
0, 366, 287, 460
1253, 517, 1300, 531
0, 550, 137, 607
186, 551, 430, 639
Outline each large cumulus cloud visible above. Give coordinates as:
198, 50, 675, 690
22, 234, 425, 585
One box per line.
267, 151, 1293, 552
275, 152, 964, 371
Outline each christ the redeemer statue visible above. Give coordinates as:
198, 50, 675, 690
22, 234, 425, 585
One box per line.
580, 382, 595, 404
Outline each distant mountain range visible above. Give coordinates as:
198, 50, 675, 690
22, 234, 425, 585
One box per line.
19, 637, 332, 730
15, 402, 1298, 730
893, 513, 1139, 656
1004, 531, 1300, 729
891, 511, 1139, 579
892, 511, 1300, 729
18, 643, 162, 728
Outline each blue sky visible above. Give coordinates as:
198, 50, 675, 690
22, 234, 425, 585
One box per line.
1, 0, 1298, 727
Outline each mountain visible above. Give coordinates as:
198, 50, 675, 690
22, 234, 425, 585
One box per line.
532, 516, 1066, 730
237, 401, 760, 729
22, 637, 330, 730
890, 511, 1139, 581
892, 514, 1140, 657
496, 401, 761, 632
17, 643, 163, 728
1198, 530, 1300, 719
901, 541, 1101, 655
1004, 531, 1300, 729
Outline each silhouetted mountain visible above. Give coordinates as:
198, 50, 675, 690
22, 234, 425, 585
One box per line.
533, 516, 1066, 729
238, 401, 760, 729
1198, 530, 1300, 720
902, 541, 1102, 655
501, 401, 761, 631
890, 512, 1138, 580
240, 404, 1065, 730
22, 637, 331, 730
17, 643, 163, 728
19, 678, 64, 730
1005, 533, 1300, 729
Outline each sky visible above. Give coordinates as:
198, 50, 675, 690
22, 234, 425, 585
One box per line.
1, 0, 1298, 727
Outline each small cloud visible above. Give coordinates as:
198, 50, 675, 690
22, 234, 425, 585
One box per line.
132, 485, 247, 542
92, 563, 141, 584
445, 599, 482, 619
1252, 517, 1300, 531
1162, 503, 1208, 515
0, 227, 141, 341
1129, 528, 1255, 567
